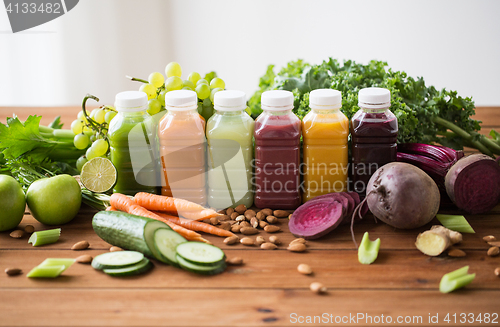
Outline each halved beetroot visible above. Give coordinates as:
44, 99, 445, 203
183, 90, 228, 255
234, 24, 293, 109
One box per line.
309, 193, 349, 216
289, 199, 344, 240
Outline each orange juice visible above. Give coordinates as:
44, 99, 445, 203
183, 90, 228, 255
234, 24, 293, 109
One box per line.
302, 89, 348, 202
159, 90, 206, 205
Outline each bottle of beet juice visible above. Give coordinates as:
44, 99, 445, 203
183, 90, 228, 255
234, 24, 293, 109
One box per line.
350, 87, 398, 196
254, 90, 301, 209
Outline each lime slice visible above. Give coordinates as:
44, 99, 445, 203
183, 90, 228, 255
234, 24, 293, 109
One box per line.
80, 157, 117, 193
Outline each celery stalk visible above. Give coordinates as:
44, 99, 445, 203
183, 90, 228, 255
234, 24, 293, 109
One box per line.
358, 232, 381, 264
27, 265, 65, 278
39, 258, 75, 272
436, 214, 475, 233
28, 228, 61, 246
439, 266, 476, 293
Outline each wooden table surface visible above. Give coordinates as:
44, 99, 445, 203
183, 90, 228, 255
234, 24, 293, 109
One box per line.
1, 106, 499, 327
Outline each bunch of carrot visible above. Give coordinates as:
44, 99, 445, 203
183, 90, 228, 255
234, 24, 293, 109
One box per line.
109, 192, 234, 244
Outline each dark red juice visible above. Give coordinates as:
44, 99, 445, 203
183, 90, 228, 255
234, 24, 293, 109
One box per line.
350, 111, 398, 195
254, 112, 301, 209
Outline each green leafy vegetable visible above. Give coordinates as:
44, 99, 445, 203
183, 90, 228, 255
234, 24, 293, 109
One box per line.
249, 58, 498, 155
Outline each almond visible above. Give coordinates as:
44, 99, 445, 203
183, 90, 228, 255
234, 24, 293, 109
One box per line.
483, 235, 497, 242
5, 268, 22, 276
226, 207, 235, 216
109, 246, 123, 252
210, 217, 219, 225
297, 263, 313, 275
9, 230, 25, 239
266, 215, 278, 224
256, 212, 266, 221
217, 209, 226, 215
495, 267, 500, 277
290, 238, 307, 245
288, 243, 307, 252
255, 236, 265, 246
261, 242, 277, 250
231, 224, 241, 233
71, 240, 90, 251
235, 215, 246, 222
226, 257, 243, 265
224, 235, 239, 245
218, 215, 230, 221
488, 241, 500, 247
264, 225, 281, 233
227, 220, 237, 225
260, 208, 273, 216
259, 221, 269, 229
269, 235, 281, 245
240, 221, 251, 228
230, 212, 239, 220
244, 209, 256, 219
310, 282, 327, 294
487, 246, 500, 257
235, 204, 247, 214
240, 227, 259, 235
448, 249, 466, 257
273, 210, 289, 218
219, 222, 231, 231
250, 217, 259, 228
240, 237, 254, 246
288, 214, 292, 219
24, 225, 35, 233
76, 254, 93, 264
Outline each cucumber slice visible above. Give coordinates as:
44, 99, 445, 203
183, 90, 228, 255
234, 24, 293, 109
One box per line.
176, 255, 226, 275
176, 242, 225, 266
103, 258, 153, 277
153, 228, 187, 266
91, 251, 144, 270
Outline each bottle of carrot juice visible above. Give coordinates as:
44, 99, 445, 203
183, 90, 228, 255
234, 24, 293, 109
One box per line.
159, 90, 206, 205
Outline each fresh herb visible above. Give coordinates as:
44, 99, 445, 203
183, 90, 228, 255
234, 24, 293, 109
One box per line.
249, 58, 499, 155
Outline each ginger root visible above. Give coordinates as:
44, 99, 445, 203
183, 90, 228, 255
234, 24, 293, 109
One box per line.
415, 225, 462, 256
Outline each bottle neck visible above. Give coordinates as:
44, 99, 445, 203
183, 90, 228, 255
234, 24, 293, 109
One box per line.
117, 109, 148, 117
360, 106, 390, 113
167, 108, 198, 116
263, 109, 293, 116
311, 108, 340, 115
216, 110, 244, 116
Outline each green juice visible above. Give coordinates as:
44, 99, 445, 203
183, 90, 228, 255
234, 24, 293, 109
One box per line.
108, 92, 158, 195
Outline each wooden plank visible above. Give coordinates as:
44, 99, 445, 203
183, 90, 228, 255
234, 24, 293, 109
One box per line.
1, 249, 498, 290
2, 210, 498, 251
472, 106, 500, 126
0, 288, 497, 327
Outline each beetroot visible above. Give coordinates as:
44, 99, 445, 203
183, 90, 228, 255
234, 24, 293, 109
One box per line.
289, 198, 344, 239
445, 154, 500, 214
311, 193, 350, 216
365, 162, 440, 229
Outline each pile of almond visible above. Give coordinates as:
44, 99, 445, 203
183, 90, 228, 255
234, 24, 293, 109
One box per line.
210, 205, 288, 236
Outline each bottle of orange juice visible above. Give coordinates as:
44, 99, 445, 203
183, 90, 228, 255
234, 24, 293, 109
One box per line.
159, 90, 206, 205
302, 89, 349, 202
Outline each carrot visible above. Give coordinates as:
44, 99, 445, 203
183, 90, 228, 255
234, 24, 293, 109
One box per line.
110, 193, 210, 244
134, 192, 221, 221
106, 206, 117, 211
154, 211, 235, 238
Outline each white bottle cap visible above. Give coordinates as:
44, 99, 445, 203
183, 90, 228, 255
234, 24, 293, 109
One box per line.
261, 90, 294, 111
114, 91, 148, 112
309, 89, 342, 110
358, 87, 391, 109
165, 90, 198, 111
214, 90, 247, 111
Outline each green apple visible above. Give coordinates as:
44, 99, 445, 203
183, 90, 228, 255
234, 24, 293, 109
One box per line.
26, 174, 81, 225
0, 175, 26, 231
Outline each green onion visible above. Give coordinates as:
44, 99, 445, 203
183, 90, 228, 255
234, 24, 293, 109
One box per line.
439, 266, 475, 293
436, 214, 475, 233
28, 228, 61, 246
358, 232, 380, 265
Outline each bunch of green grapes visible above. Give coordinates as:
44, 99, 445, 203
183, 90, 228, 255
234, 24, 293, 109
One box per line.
71, 105, 117, 172
132, 62, 226, 119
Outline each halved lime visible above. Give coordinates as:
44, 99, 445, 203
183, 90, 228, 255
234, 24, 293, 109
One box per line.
80, 157, 117, 193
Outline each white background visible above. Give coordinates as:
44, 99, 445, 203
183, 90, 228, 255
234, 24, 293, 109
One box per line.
0, 0, 499, 107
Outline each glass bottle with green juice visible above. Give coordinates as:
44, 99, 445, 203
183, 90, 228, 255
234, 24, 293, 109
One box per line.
206, 90, 255, 209
108, 91, 158, 195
